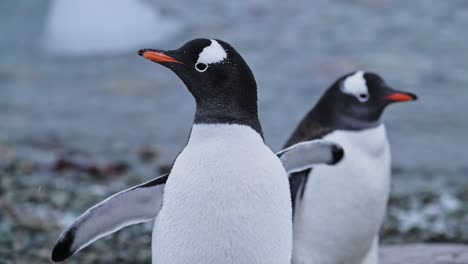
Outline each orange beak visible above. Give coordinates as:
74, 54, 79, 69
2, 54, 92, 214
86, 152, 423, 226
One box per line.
385, 92, 417, 102
138, 49, 183, 64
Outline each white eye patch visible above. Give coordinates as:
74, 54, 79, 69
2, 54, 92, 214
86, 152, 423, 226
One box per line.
196, 39, 227, 65
341, 71, 369, 102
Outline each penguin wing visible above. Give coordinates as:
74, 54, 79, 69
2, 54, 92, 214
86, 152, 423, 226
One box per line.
282, 117, 337, 216
280, 140, 344, 216
277, 139, 343, 174
51, 174, 168, 262
289, 169, 311, 216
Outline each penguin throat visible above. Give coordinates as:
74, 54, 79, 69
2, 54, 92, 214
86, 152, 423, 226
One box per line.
311, 101, 383, 131
193, 99, 263, 138
332, 112, 382, 130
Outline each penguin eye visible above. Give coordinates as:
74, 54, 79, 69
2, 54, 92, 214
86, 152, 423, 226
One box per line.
358, 93, 369, 102
195, 63, 208, 72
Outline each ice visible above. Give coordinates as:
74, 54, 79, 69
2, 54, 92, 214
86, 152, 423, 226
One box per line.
42, 0, 182, 56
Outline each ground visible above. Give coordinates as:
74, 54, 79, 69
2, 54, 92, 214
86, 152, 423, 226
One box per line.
381, 244, 468, 264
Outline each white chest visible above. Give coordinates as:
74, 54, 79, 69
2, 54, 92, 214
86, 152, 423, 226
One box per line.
293, 124, 391, 264
153, 124, 292, 264
320, 125, 391, 182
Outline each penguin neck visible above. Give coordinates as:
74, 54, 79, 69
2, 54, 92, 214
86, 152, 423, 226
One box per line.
193, 99, 263, 138
310, 97, 383, 131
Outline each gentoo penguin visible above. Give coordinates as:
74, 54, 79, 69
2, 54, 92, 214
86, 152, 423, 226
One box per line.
51, 139, 343, 262
50, 38, 334, 264
144, 39, 293, 264
286, 71, 417, 264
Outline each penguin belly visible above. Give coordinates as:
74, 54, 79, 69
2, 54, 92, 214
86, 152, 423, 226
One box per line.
153, 124, 292, 264
292, 124, 390, 264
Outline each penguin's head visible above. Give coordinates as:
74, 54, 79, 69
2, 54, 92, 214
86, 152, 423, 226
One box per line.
138, 39, 258, 116
314, 71, 417, 129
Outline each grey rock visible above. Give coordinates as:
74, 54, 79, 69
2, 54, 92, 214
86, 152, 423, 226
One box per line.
381, 244, 468, 264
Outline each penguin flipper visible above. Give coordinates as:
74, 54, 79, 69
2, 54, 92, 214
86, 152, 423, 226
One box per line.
289, 169, 310, 216
51, 173, 168, 262
276, 139, 344, 174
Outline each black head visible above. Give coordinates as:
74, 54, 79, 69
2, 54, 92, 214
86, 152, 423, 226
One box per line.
138, 38, 262, 135
311, 71, 418, 130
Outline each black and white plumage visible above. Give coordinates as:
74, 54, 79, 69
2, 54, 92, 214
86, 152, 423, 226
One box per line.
287, 71, 417, 264
141, 38, 292, 264
51, 140, 343, 262
51, 38, 344, 264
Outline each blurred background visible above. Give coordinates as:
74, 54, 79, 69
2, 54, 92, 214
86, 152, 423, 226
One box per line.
0, 0, 467, 263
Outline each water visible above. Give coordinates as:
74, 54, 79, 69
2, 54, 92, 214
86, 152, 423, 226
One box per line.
1, 0, 468, 248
